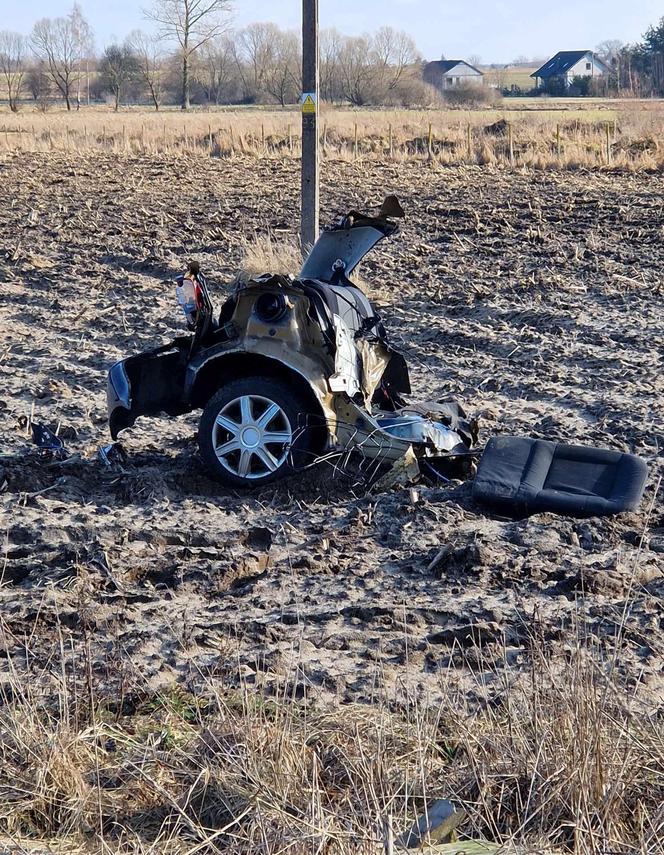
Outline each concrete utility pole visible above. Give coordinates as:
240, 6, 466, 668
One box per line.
301, 0, 319, 255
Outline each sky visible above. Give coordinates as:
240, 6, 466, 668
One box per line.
2, 0, 661, 63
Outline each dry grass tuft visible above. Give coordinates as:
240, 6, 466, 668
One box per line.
234, 233, 303, 283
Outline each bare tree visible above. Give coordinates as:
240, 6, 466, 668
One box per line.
27, 60, 52, 109
235, 22, 279, 101
129, 29, 166, 109
337, 35, 375, 106
145, 0, 231, 110
264, 30, 300, 106
489, 64, 508, 91
31, 17, 80, 110
99, 42, 139, 110
595, 39, 624, 63
467, 53, 482, 69
196, 34, 235, 104
0, 31, 27, 112
320, 28, 342, 102
69, 4, 94, 109
372, 27, 420, 91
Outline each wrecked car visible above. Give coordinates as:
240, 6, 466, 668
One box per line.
107, 196, 476, 487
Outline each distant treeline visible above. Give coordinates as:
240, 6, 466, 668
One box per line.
0, 1, 662, 111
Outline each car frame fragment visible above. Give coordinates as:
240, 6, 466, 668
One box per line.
107, 196, 476, 488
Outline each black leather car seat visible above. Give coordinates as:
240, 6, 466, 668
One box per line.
473, 435, 648, 518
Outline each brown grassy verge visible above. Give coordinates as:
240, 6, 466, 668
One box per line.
0, 105, 662, 170
0, 608, 661, 855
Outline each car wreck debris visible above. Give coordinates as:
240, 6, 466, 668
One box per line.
105, 197, 648, 519
31, 422, 67, 460
98, 442, 128, 468
396, 798, 465, 848
473, 435, 648, 519
107, 197, 476, 488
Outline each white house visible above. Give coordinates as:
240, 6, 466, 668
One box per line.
532, 51, 611, 88
423, 60, 484, 90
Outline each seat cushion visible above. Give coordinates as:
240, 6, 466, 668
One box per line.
473, 435, 648, 518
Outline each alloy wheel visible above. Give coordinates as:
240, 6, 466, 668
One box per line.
212, 394, 292, 479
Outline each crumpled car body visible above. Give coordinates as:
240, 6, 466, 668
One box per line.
107, 197, 476, 487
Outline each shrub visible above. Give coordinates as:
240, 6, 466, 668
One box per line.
389, 76, 437, 107
443, 82, 501, 107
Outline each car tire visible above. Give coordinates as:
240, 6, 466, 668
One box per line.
198, 376, 317, 488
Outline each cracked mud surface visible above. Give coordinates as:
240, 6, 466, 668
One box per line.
0, 151, 662, 709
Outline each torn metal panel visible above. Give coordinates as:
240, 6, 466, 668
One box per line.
377, 414, 464, 454
356, 337, 392, 405
300, 225, 388, 282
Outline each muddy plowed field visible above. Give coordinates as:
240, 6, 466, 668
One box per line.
1, 152, 662, 708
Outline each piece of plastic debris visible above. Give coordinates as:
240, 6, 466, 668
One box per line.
98, 442, 128, 467
31, 422, 67, 460
396, 799, 465, 848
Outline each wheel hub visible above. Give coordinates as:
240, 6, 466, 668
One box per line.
240, 426, 260, 448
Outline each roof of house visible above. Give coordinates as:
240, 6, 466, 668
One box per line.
531, 51, 610, 79
425, 60, 483, 76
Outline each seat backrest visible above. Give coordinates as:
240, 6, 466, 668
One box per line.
305, 281, 375, 336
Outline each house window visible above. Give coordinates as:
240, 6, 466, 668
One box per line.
586, 62, 591, 70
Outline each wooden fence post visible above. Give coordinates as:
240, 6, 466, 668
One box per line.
388, 123, 393, 159
466, 123, 472, 160
556, 123, 561, 159
353, 122, 358, 159
288, 123, 292, 154
508, 122, 514, 166
183, 124, 187, 150
605, 122, 611, 164
261, 122, 265, 151
230, 125, 234, 153
427, 122, 433, 159
208, 123, 212, 152
122, 124, 126, 150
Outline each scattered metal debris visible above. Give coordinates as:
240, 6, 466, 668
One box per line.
30, 422, 67, 460
98, 442, 128, 467
372, 446, 420, 491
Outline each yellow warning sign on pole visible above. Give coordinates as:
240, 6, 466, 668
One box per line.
301, 93, 316, 114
